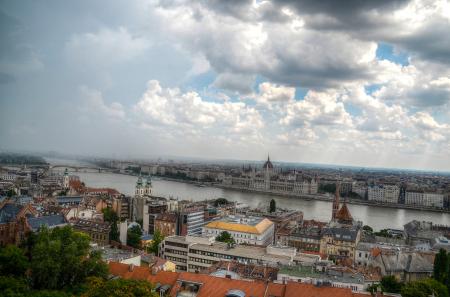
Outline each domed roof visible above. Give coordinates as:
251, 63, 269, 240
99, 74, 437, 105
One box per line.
263, 155, 273, 169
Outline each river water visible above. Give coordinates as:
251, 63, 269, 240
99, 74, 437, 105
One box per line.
66, 171, 450, 231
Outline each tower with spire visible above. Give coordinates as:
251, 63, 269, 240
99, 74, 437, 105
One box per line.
63, 168, 70, 189
331, 181, 354, 226
135, 174, 152, 197
332, 182, 340, 221
263, 154, 274, 190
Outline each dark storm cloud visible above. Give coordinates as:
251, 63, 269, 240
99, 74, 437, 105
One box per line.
409, 88, 450, 107
392, 19, 450, 65
277, 0, 410, 18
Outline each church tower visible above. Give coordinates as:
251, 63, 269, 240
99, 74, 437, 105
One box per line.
63, 168, 69, 189
144, 176, 152, 196
332, 182, 340, 221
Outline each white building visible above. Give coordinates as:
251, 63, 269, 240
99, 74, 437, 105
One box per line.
352, 182, 367, 199
202, 215, 274, 246
405, 191, 444, 208
223, 156, 318, 195
368, 184, 399, 203
160, 235, 304, 272
0, 173, 17, 181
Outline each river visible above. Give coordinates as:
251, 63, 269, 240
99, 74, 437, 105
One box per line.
62, 170, 450, 231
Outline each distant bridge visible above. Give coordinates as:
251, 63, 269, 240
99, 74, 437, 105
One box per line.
49, 165, 115, 173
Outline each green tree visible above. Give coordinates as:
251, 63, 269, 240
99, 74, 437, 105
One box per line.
102, 208, 119, 242
148, 230, 164, 255
216, 231, 235, 244
6, 189, 16, 197
401, 278, 449, 297
0, 245, 29, 277
213, 198, 229, 207
269, 199, 276, 213
434, 249, 449, 285
127, 225, 142, 249
380, 275, 402, 293
102, 207, 118, 223
0, 276, 29, 297
81, 277, 158, 297
363, 225, 373, 234
319, 184, 336, 194
30, 225, 108, 290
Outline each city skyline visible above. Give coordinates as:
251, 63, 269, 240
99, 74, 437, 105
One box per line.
1, 0, 450, 171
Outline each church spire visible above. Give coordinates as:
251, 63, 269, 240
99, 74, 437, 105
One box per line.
332, 182, 340, 221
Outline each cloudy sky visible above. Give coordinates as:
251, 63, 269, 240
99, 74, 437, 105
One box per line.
1, 0, 450, 170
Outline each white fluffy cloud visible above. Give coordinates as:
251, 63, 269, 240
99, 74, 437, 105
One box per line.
134, 80, 264, 141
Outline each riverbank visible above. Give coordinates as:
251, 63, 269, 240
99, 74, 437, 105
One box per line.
59, 167, 450, 214
211, 184, 450, 214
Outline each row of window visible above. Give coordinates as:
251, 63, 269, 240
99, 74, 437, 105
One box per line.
189, 257, 214, 264
166, 248, 187, 256
166, 255, 187, 263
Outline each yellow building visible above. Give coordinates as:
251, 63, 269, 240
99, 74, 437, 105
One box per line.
320, 227, 361, 261
202, 215, 274, 246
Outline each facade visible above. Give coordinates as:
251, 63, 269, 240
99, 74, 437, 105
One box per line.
160, 235, 303, 273
155, 212, 178, 237
368, 184, 399, 203
405, 191, 444, 208
223, 156, 318, 196
202, 215, 274, 246
72, 218, 111, 246
179, 206, 205, 236
0, 201, 36, 246
133, 176, 152, 221
135, 175, 152, 196
143, 200, 168, 234
286, 226, 322, 252
320, 227, 361, 262
352, 182, 367, 199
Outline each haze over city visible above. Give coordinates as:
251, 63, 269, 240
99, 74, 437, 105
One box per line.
1, 0, 450, 171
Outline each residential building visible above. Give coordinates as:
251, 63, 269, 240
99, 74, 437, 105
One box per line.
202, 215, 274, 246
154, 212, 178, 237
201, 260, 279, 281
277, 265, 377, 292
179, 205, 205, 236
142, 200, 167, 234
320, 227, 361, 262
368, 184, 399, 204
27, 214, 67, 232
0, 200, 36, 245
72, 218, 111, 246
160, 235, 309, 273
405, 191, 444, 208
371, 250, 435, 282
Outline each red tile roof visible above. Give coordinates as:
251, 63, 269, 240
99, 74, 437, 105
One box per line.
108, 262, 383, 297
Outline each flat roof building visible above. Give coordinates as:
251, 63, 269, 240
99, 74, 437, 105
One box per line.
202, 215, 274, 246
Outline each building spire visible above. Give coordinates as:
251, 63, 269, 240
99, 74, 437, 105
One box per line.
332, 182, 341, 221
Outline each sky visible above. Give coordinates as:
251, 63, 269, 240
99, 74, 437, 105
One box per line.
1, 0, 450, 171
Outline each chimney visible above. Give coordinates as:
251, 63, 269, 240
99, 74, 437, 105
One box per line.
225, 274, 232, 279
128, 264, 134, 272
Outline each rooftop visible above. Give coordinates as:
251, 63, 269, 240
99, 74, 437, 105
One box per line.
27, 214, 67, 231
204, 215, 273, 234
108, 262, 375, 297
